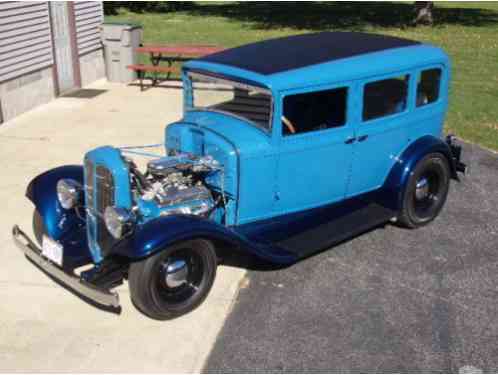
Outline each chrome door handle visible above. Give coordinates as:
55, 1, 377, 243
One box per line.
358, 135, 368, 142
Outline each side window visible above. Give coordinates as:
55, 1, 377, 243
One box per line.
363, 75, 409, 121
416, 68, 441, 107
282, 87, 347, 136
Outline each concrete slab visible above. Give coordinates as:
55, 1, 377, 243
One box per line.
0, 80, 245, 372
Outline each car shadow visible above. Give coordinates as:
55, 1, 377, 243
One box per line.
220, 250, 288, 272
219, 222, 393, 272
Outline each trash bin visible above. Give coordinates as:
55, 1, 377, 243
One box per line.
100, 22, 143, 83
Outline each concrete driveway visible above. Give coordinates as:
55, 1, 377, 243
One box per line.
0, 81, 245, 372
205, 143, 498, 372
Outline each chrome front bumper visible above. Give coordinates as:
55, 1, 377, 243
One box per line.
12, 225, 120, 309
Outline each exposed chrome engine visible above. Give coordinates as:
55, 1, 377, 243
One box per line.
126, 153, 222, 218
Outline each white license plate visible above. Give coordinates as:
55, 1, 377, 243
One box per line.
42, 235, 63, 267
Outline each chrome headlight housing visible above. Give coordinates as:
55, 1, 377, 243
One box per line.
56, 179, 82, 210
104, 206, 134, 239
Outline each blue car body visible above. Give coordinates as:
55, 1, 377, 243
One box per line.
22, 32, 464, 273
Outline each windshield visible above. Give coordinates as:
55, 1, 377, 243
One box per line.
187, 72, 273, 132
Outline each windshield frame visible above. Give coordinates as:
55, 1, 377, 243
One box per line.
186, 70, 274, 134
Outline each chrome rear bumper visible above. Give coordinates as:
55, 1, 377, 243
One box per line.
12, 225, 120, 309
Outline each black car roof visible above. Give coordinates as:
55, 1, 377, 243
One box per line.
197, 32, 421, 76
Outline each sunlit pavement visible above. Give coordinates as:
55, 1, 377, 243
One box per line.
0, 80, 245, 372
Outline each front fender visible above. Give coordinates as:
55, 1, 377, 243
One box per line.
112, 215, 297, 265
26, 165, 85, 240
381, 135, 457, 211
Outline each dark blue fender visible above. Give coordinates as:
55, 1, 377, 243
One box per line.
111, 215, 298, 265
26, 165, 91, 268
380, 135, 458, 212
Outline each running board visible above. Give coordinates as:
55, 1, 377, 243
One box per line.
238, 196, 395, 260
277, 203, 393, 258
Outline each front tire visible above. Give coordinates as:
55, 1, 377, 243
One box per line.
398, 153, 450, 228
128, 239, 217, 320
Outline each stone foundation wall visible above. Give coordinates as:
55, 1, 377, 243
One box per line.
0, 67, 55, 123
0, 49, 106, 124
79, 48, 106, 87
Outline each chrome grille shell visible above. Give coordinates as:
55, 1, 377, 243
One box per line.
84, 147, 133, 262
84, 158, 94, 208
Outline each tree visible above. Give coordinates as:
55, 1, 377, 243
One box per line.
412, 1, 434, 26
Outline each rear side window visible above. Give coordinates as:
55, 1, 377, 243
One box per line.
282, 87, 347, 136
363, 75, 409, 121
416, 68, 441, 107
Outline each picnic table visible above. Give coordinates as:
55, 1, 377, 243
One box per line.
127, 44, 224, 90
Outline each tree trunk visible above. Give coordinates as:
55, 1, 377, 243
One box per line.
413, 1, 434, 26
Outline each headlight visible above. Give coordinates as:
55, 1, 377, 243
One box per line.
104, 206, 134, 239
56, 179, 82, 210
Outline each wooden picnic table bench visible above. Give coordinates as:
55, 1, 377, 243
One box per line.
127, 44, 224, 90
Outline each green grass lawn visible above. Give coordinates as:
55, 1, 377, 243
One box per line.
106, 2, 498, 151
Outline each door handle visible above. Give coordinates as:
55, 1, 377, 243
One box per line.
344, 136, 356, 144
358, 135, 369, 142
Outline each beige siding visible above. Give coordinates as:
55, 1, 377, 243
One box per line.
0, 2, 53, 82
74, 1, 102, 55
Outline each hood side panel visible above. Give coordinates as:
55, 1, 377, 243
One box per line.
166, 121, 240, 225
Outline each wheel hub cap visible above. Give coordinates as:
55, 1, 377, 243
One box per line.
164, 259, 188, 288
415, 177, 430, 200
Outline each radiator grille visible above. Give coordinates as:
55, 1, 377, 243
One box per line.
95, 165, 116, 254
84, 158, 94, 209
84, 158, 98, 257
95, 166, 114, 214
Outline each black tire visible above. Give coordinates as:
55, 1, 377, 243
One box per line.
32, 209, 46, 246
398, 153, 450, 228
128, 239, 217, 320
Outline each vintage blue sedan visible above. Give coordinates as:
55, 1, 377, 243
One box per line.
13, 32, 466, 319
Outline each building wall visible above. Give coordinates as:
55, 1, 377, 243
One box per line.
0, 67, 55, 121
79, 48, 105, 87
0, 2, 55, 122
74, 1, 105, 87
0, 1, 105, 124
0, 2, 54, 82
74, 1, 103, 55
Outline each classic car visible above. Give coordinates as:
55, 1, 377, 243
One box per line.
13, 32, 466, 319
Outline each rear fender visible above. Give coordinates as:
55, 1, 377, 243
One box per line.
380, 135, 457, 211
111, 215, 297, 265
26, 165, 85, 240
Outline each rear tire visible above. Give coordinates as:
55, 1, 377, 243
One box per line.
398, 153, 450, 228
32, 209, 46, 246
128, 239, 217, 320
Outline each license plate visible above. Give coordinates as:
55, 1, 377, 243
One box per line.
42, 235, 63, 267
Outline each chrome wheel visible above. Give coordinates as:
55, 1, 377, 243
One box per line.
129, 239, 217, 320
156, 249, 205, 305
415, 176, 429, 200
398, 153, 450, 228
412, 170, 442, 219
163, 259, 188, 288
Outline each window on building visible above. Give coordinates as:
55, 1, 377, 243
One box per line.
416, 68, 441, 107
282, 87, 348, 136
363, 75, 409, 121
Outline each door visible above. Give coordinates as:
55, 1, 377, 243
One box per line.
275, 84, 355, 216
348, 73, 413, 197
50, 2, 77, 94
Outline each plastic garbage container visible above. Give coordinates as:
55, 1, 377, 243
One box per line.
100, 22, 143, 83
